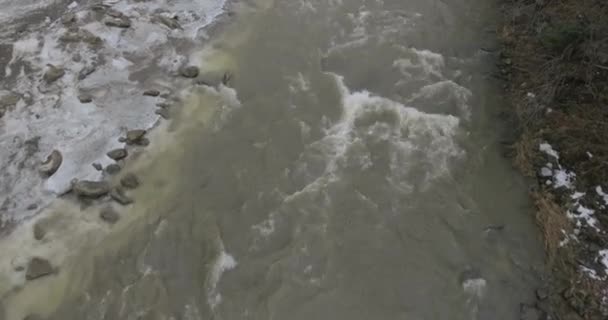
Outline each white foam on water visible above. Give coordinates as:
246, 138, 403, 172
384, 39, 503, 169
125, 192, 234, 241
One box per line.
207, 248, 237, 310
462, 278, 486, 298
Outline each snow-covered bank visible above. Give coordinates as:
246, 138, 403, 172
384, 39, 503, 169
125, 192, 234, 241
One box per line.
0, 0, 226, 227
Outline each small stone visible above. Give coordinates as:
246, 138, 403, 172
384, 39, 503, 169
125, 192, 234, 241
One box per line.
143, 89, 160, 97
156, 102, 171, 109
105, 164, 122, 175
92, 163, 103, 171
105, 17, 131, 28
110, 187, 133, 205
159, 92, 171, 99
156, 15, 181, 29
520, 304, 541, 320
25, 257, 54, 280
72, 180, 111, 198
33, 223, 45, 240
120, 173, 140, 189
106, 148, 128, 161
43, 65, 65, 83
106, 9, 124, 18
78, 65, 96, 80
27, 203, 38, 210
126, 129, 146, 144
100, 207, 119, 224
78, 93, 93, 103
39, 150, 63, 176
180, 66, 199, 78
138, 137, 150, 146
536, 288, 549, 300
155, 108, 170, 119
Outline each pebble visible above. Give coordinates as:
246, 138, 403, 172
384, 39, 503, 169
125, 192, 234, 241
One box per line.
78, 65, 96, 80
92, 163, 103, 171
143, 89, 160, 97
110, 187, 133, 205
100, 207, 120, 224
156, 15, 181, 29
25, 257, 54, 280
106, 148, 128, 161
27, 203, 38, 211
39, 150, 63, 176
120, 173, 140, 189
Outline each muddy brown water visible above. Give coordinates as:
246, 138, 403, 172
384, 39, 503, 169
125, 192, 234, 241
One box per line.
1, 0, 545, 319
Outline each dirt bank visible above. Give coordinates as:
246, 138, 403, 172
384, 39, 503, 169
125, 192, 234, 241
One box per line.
498, 0, 608, 319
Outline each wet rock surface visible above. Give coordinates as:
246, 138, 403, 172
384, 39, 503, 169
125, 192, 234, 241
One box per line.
25, 258, 54, 280
77, 93, 93, 103
33, 223, 46, 241
125, 129, 147, 145
155, 108, 170, 119
105, 164, 122, 175
143, 89, 160, 97
72, 180, 111, 198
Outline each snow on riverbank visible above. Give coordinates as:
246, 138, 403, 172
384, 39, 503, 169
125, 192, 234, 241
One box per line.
538, 142, 608, 282
0, 0, 226, 226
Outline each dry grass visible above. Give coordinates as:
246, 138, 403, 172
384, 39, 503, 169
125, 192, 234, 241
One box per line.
532, 192, 573, 263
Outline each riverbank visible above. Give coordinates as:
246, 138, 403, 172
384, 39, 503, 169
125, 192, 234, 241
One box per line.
498, 0, 608, 318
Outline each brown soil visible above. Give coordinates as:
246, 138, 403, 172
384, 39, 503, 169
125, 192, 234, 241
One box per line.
499, 0, 608, 319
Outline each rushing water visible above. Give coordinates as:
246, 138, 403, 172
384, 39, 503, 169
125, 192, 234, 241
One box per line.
1, 0, 545, 319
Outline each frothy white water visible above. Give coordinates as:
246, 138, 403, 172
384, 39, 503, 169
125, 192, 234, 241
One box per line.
207, 247, 237, 310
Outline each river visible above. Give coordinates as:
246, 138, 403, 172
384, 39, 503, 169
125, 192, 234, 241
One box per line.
1, 0, 545, 319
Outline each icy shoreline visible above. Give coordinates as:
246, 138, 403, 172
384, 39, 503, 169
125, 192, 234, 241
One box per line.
0, 0, 226, 228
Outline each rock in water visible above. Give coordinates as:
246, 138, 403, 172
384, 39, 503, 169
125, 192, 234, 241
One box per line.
43, 65, 65, 83
78, 65, 96, 80
180, 66, 199, 78
78, 93, 93, 103
143, 89, 160, 97
126, 129, 147, 144
120, 173, 140, 189
107, 148, 128, 161
39, 150, 63, 176
100, 207, 119, 224
23, 315, 44, 320
155, 108, 170, 119
520, 304, 542, 320
105, 17, 131, 28
105, 164, 122, 175
26, 258, 54, 280
92, 163, 103, 171
33, 223, 46, 240
72, 180, 111, 198
155, 15, 181, 29
110, 187, 133, 205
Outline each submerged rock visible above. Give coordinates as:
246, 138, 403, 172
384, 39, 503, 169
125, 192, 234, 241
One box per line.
61, 12, 76, 25
155, 108, 170, 119
72, 180, 111, 198
39, 150, 63, 176
33, 223, 46, 241
78, 65, 96, 80
143, 89, 160, 97
180, 66, 199, 78
105, 164, 122, 175
120, 173, 140, 189
43, 65, 65, 83
520, 304, 542, 320
107, 148, 128, 161
110, 187, 133, 205
25, 258, 54, 280
92, 162, 103, 171
99, 207, 119, 224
